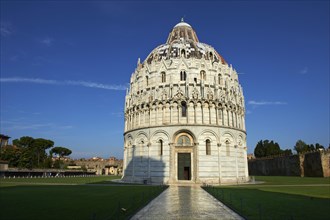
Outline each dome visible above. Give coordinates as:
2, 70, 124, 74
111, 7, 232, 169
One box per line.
145, 19, 227, 65
173, 18, 192, 28
123, 20, 248, 185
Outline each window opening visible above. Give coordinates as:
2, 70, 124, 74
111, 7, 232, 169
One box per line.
200, 70, 206, 81
206, 139, 211, 155
177, 135, 191, 146
159, 140, 163, 156
180, 71, 186, 81
161, 72, 166, 83
181, 101, 187, 117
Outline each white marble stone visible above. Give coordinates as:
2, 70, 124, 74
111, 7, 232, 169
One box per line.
122, 20, 249, 185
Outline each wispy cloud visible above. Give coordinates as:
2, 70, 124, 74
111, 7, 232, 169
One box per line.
0, 77, 127, 91
0, 21, 13, 37
40, 37, 54, 47
1, 77, 58, 84
248, 100, 287, 106
300, 67, 308, 74
65, 80, 127, 90
1, 120, 73, 131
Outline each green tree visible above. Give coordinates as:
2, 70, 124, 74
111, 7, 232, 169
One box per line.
32, 138, 54, 167
282, 149, 293, 156
12, 136, 54, 168
254, 139, 286, 158
12, 136, 34, 148
0, 145, 22, 167
50, 147, 72, 169
254, 140, 266, 158
265, 140, 281, 156
294, 140, 309, 154
315, 143, 324, 150
50, 146, 72, 158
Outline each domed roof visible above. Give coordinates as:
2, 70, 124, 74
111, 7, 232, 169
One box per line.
173, 18, 192, 28
145, 19, 226, 65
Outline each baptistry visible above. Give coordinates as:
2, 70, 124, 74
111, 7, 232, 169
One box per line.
122, 19, 249, 184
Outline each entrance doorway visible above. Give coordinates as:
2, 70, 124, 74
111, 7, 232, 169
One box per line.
178, 153, 191, 180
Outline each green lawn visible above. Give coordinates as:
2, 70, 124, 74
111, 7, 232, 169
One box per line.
204, 176, 330, 220
0, 175, 121, 186
0, 176, 167, 220
254, 176, 330, 185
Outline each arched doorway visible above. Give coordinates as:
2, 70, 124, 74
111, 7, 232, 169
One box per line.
178, 153, 191, 180
173, 132, 195, 182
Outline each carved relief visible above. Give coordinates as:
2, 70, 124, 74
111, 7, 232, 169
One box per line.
219, 89, 226, 102
148, 95, 153, 102
192, 87, 199, 100
162, 89, 168, 101
207, 88, 214, 100
175, 87, 184, 100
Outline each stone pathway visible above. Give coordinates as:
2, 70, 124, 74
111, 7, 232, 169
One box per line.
131, 186, 243, 220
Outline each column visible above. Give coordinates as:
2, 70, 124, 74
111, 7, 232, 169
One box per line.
194, 103, 197, 124
235, 145, 238, 182
123, 147, 127, 177
242, 116, 246, 130
178, 106, 180, 124
186, 104, 189, 124
223, 108, 228, 126
243, 146, 248, 179
208, 106, 211, 124
170, 104, 172, 124
215, 107, 219, 125
217, 143, 222, 183
124, 116, 128, 131
228, 110, 231, 127
138, 111, 141, 128
148, 143, 151, 179
194, 143, 199, 183
169, 143, 175, 183
201, 103, 204, 124
148, 108, 151, 127
132, 145, 136, 180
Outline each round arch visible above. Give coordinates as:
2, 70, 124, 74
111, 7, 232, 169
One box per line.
198, 129, 220, 143
172, 129, 196, 145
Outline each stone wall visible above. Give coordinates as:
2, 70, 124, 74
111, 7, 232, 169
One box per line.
248, 149, 330, 177
75, 159, 123, 175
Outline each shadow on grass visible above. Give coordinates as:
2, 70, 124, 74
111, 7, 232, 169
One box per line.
86, 180, 143, 185
0, 184, 168, 220
204, 186, 330, 220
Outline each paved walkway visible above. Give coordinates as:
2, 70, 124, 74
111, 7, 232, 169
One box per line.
131, 186, 243, 220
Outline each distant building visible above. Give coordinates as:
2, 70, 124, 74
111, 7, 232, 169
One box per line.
247, 153, 255, 160
0, 160, 9, 171
74, 157, 123, 175
122, 20, 248, 185
0, 134, 10, 147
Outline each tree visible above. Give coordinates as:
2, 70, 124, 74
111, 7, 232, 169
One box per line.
12, 136, 34, 148
265, 140, 281, 156
315, 143, 325, 150
34, 138, 54, 167
0, 145, 22, 167
254, 140, 266, 158
12, 136, 54, 168
50, 147, 72, 169
282, 149, 293, 156
50, 146, 72, 159
254, 139, 288, 158
294, 140, 309, 154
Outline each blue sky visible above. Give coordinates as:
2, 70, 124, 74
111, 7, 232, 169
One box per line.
1, 1, 329, 159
